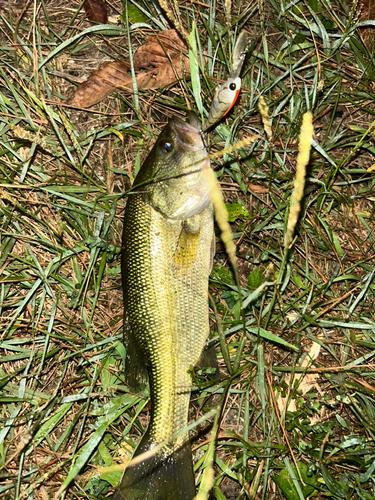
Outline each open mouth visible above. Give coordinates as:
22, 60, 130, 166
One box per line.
170, 117, 205, 152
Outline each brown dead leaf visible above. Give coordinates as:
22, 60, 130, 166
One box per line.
358, 0, 375, 46
248, 184, 268, 193
66, 30, 189, 108
67, 61, 131, 108
83, 0, 108, 24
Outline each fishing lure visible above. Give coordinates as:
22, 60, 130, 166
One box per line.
202, 31, 249, 132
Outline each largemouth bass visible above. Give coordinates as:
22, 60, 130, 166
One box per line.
113, 114, 214, 500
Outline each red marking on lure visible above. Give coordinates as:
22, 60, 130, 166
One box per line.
223, 88, 240, 116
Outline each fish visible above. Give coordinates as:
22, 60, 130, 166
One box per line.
112, 113, 215, 500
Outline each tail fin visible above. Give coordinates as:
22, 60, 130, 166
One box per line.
112, 431, 195, 500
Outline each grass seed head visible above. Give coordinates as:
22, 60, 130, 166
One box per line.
284, 111, 313, 249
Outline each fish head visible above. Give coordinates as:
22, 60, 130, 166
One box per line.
134, 115, 211, 220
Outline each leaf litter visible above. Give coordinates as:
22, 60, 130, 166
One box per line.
66, 29, 190, 108
83, 0, 108, 24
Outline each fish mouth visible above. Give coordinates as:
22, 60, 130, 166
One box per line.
169, 116, 206, 152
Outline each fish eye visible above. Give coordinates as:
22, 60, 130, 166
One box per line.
229, 82, 237, 91
160, 140, 173, 153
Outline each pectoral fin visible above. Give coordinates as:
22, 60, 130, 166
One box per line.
173, 216, 201, 269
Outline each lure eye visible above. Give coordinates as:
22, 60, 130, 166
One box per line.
229, 82, 237, 91
160, 140, 173, 153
